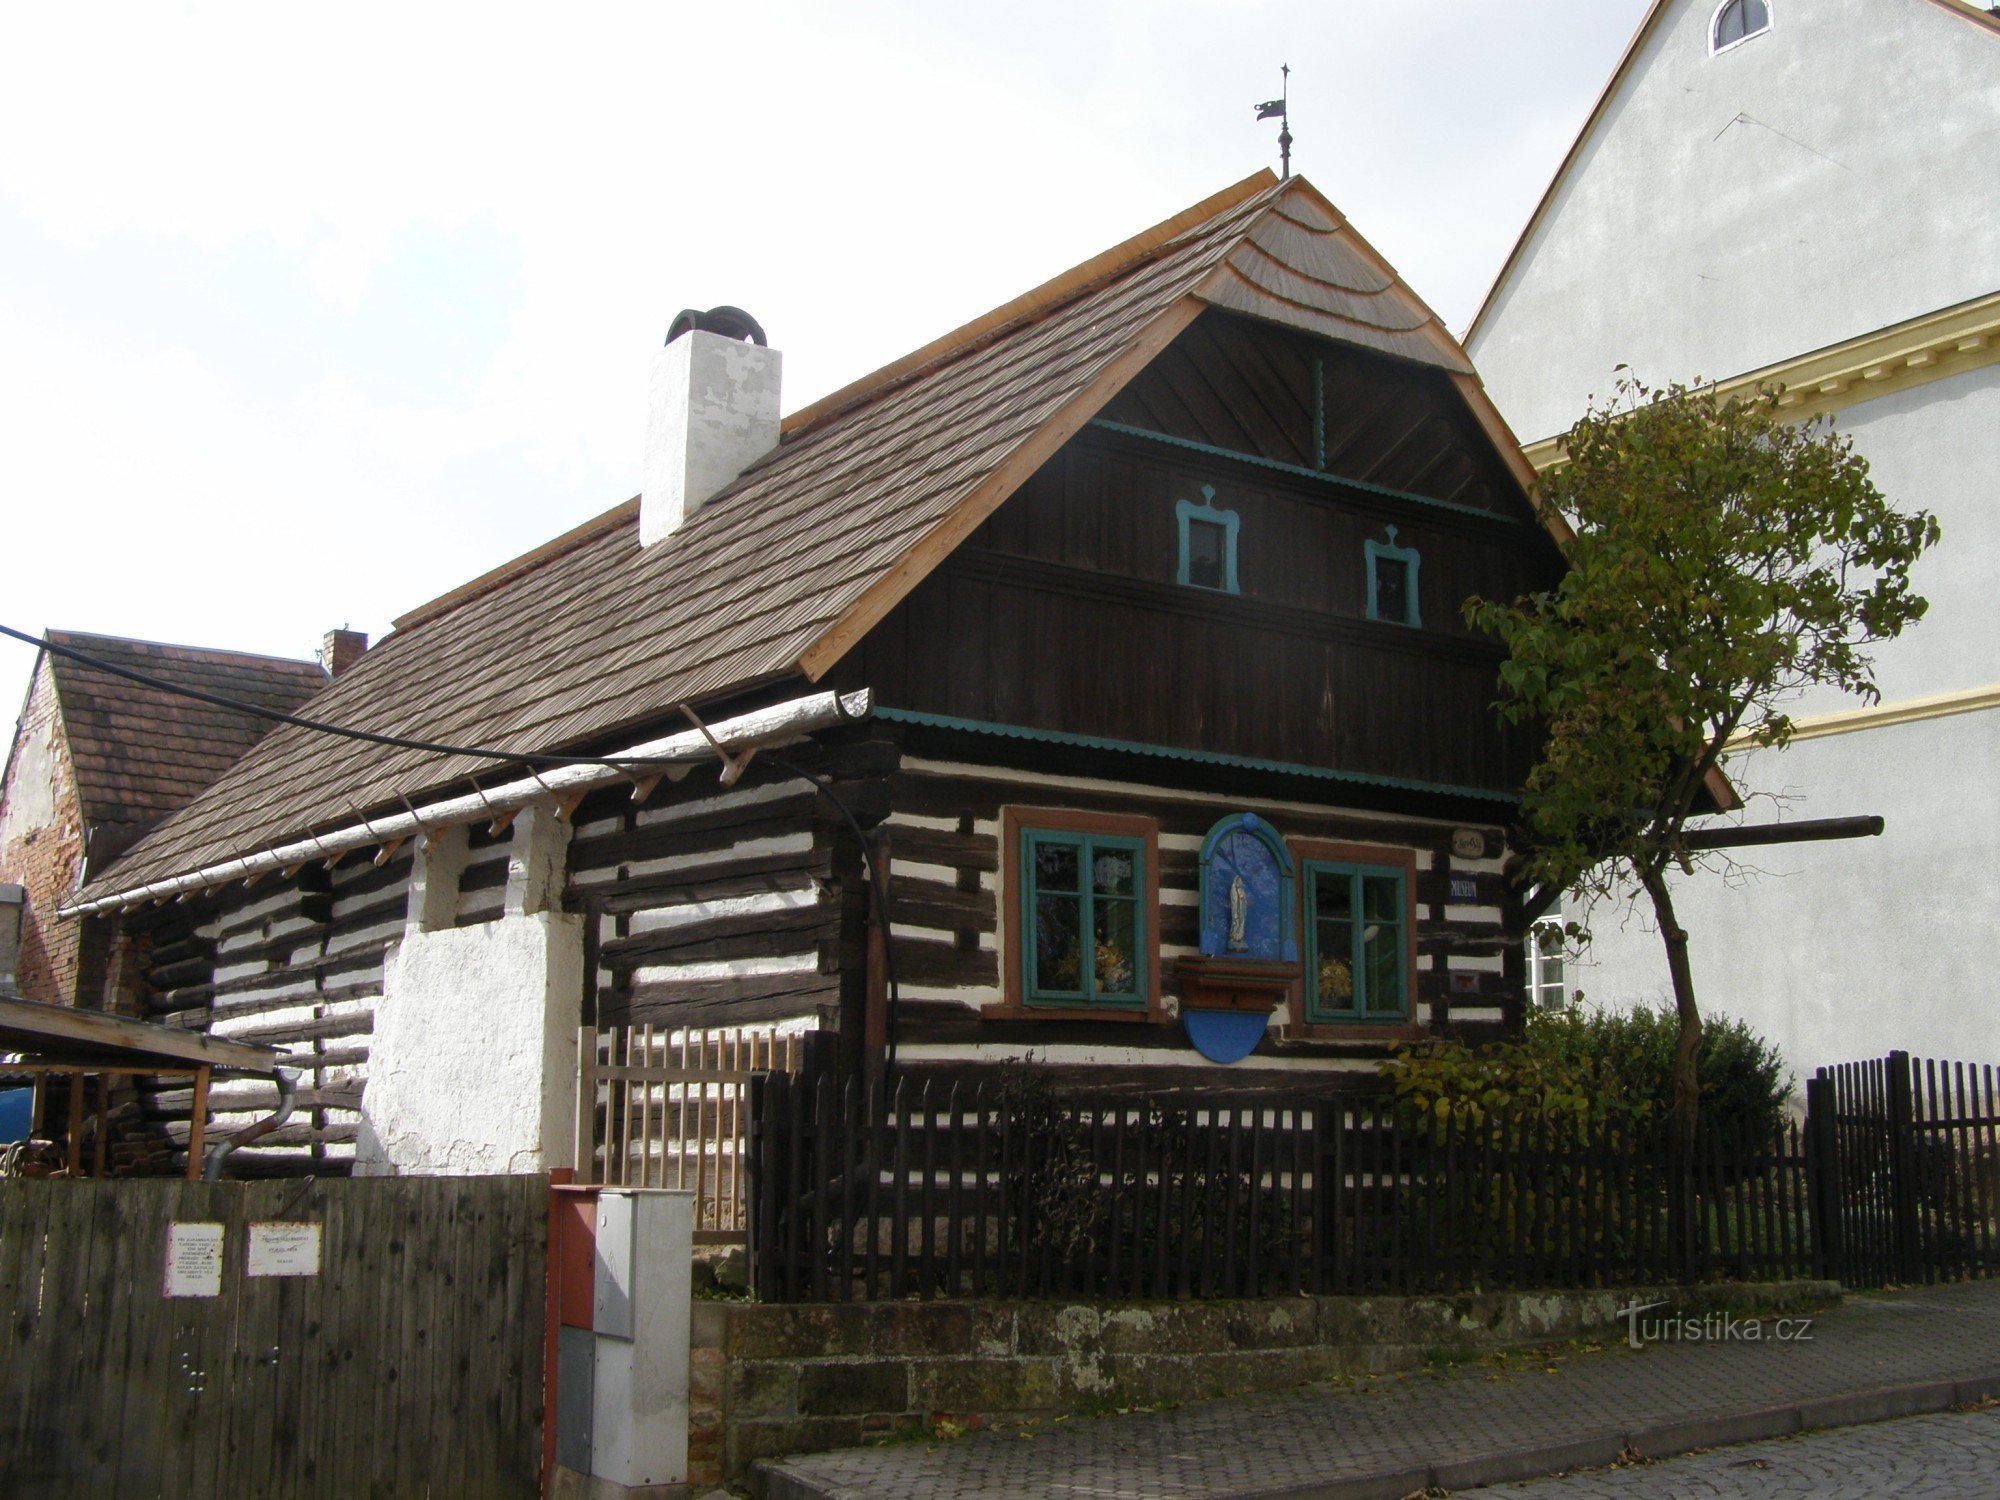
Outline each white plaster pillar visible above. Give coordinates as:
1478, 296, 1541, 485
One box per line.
408, 823, 470, 934
358, 803, 582, 1175
507, 804, 570, 917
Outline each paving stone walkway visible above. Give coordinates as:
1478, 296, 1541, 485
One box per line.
1491, 1404, 2000, 1497
760, 1280, 2000, 1500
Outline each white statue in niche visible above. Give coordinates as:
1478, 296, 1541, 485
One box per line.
1228, 874, 1249, 951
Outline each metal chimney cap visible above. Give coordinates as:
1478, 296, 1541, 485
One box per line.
666, 306, 768, 348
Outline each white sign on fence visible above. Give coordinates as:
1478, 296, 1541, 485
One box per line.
163, 1222, 225, 1298
246, 1221, 322, 1277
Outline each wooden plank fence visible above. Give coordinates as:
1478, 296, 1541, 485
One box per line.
575, 1024, 800, 1240
0, 1175, 546, 1500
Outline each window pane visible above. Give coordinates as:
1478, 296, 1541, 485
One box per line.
1092, 845, 1136, 898
1362, 874, 1402, 922
1187, 520, 1225, 589
1035, 893, 1084, 992
1363, 918, 1402, 1015
1374, 556, 1410, 622
1718, 2, 1744, 44
1093, 897, 1139, 997
1033, 839, 1079, 892
1313, 871, 1353, 922
1314, 873, 1356, 1012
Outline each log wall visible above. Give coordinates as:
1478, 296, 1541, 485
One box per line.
878, 749, 1521, 1097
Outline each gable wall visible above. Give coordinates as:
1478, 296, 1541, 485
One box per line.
0, 657, 88, 1002
831, 322, 1556, 796
1469, 0, 2000, 443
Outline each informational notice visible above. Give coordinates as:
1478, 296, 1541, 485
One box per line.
246, 1221, 322, 1278
163, 1222, 225, 1298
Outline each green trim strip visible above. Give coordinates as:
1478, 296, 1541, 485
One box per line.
874, 707, 1518, 806
1089, 419, 1517, 526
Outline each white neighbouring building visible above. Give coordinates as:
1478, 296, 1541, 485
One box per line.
1465, 0, 2000, 1077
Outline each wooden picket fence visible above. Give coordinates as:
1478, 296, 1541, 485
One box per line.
1809, 1051, 2000, 1286
745, 1072, 1820, 1302
575, 1024, 801, 1239
746, 1053, 2000, 1303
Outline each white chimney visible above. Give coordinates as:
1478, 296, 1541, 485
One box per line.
642, 311, 781, 547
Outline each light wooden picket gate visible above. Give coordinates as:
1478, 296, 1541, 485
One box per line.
575, 1024, 800, 1239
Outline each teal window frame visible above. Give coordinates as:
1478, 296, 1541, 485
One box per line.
1175, 485, 1240, 595
1019, 827, 1149, 1010
1364, 525, 1421, 627
1302, 860, 1410, 1024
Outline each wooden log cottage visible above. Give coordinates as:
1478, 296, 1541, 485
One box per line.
58, 170, 1577, 1177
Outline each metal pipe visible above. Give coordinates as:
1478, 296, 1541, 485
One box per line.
203, 1067, 298, 1180
61, 688, 873, 919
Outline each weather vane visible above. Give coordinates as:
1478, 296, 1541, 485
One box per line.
1255, 64, 1292, 180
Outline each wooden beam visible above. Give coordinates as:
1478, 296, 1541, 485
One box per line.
373, 837, 407, 867
91, 1077, 108, 1178
65, 1070, 83, 1177
185, 1065, 210, 1181
0, 993, 283, 1074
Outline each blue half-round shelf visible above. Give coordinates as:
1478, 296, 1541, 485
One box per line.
1183, 1008, 1269, 1064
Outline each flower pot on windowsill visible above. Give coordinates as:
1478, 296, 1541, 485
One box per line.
1174, 955, 1300, 1063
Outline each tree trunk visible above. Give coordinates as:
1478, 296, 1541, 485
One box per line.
1639, 866, 1703, 1153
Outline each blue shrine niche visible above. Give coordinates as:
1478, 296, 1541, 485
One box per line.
1179, 814, 1300, 1065
1197, 813, 1297, 962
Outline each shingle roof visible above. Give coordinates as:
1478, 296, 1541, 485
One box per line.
79, 172, 1536, 908
43, 630, 327, 834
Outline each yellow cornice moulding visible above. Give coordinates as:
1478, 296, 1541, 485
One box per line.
1726, 683, 2000, 750
1522, 290, 2000, 471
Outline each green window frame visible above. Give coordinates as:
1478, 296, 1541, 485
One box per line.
1364, 525, 1421, 627
1175, 485, 1240, 594
1020, 827, 1148, 1009
1303, 860, 1409, 1023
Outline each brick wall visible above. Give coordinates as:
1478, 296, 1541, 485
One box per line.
0, 660, 87, 1003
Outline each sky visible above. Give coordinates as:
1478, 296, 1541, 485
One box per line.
0, 0, 1653, 730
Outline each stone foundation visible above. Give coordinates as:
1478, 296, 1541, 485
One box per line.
688, 1280, 1838, 1491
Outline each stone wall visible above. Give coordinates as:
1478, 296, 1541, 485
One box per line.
688, 1280, 1837, 1491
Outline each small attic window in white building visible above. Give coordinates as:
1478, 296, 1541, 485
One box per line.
1712, 0, 1771, 52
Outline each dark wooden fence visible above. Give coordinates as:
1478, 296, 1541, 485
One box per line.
0, 1175, 546, 1500
748, 1052, 2000, 1303
746, 1073, 1815, 1301
1810, 1052, 2000, 1287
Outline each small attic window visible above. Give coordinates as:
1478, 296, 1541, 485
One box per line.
1712, 0, 1771, 52
1365, 526, 1421, 627
1176, 487, 1240, 594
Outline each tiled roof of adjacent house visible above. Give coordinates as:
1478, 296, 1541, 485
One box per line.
79, 172, 1538, 908
43, 630, 327, 835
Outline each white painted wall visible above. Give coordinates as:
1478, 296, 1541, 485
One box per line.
1789, 361, 2000, 715
1469, 0, 2000, 1082
1468, 0, 2000, 444
1571, 708, 2000, 1079
358, 908, 584, 1175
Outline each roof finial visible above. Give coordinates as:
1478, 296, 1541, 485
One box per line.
1254, 65, 1292, 180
